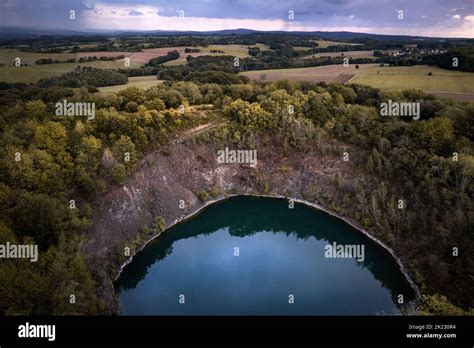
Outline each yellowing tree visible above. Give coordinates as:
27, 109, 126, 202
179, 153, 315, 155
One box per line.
34, 121, 68, 156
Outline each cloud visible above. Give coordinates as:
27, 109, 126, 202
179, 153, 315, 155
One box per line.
0, 0, 472, 38
128, 9, 143, 16
464, 15, 474, 21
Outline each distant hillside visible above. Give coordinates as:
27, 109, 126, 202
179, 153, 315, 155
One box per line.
1, 26, 472, 41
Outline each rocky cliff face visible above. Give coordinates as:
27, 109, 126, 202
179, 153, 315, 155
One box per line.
82, 134, 368, 314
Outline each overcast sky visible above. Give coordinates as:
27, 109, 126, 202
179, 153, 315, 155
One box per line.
0, 0, 473, 37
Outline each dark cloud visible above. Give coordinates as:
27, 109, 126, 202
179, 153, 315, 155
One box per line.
0, 0, 472, 36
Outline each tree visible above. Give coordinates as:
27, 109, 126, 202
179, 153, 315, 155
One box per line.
159, 90, 185, 108
172, 82, 202, 105
418, 294, 468, 315
118, 87, 146, 106
112, 135, 138, 170
145, 98, 165, 111
25, 100, 47, 120
200, 83, 223, 105
111, 163, 126, 185
10, 191, 73, 249
417, 117, 455, 155
34, 121, 68, 156
224, 99, 272, 131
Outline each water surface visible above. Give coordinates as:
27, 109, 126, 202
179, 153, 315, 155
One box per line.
115, 196, 415, 315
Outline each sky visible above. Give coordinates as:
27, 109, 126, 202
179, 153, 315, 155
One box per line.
0, 0, 473, 38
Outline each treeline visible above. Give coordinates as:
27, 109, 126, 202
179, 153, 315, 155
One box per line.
35, 58, 76, 65
0, 35, 108, 51
77, 55, 125, 63
146, 50, 180, 66
154, 56, 248, 84
185, 48, 201, 53
38, 66, 128, 89
244, 55, 373, 70
147, 53, 371, 79
118, 66, 161, 77
422, 47, 474, 72
299, 43, 375, 56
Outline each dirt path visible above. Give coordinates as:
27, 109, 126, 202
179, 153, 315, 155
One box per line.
170, 121, 227, 145
344, 72, 360, 85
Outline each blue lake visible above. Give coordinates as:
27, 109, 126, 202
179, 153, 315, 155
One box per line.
115, 196, 415, 315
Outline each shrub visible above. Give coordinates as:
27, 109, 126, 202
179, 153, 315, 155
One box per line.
196, 190, 209, 201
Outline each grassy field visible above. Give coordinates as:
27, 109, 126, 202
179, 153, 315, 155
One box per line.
0, 61, 144, 83
0, 66, 69, 83
97, 76, 163, 93
0, 49, 76, 83
81, 59, 141, 69
0, 48, 142, 83
313, 50, 374, 59
162, 59, 187, 66
0, 43, 269, 82
294, 40, 362, 52
298, 50, 374, 60
109, 44, 263, 66
241, 64, 474, 96
0, 49, 76, 66
159, 44, 271, 66
241, 65, 360, 83
312, 39, 362, 48
352, 65, 474, 94
204, 44, 252, 57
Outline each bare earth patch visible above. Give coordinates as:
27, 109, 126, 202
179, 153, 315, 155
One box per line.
241, 65, 360, 83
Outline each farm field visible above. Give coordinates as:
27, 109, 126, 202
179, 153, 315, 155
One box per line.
140, 44, 259, 65
97, 75, 163, 93
240, 64, 363, 83
81, 59, 141, 69
312, 39, 362, 48
0, 48, 76, 66
241, 64, 474, 97
0, 60, 143, 83
313, 50, 374, 59
298, 50, 374, 60
0, 44, 269, 82
351, 65, 474, 94
294, 40, 363, 52
0, 65, 69, 83
0, 48, 141, 83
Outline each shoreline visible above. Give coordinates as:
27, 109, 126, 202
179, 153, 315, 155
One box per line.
113, 193, 421, 313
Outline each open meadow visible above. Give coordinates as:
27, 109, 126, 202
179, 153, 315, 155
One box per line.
0, 44, 264, 81
241, 64, 474, 98
97, 75, 163, 93
351, 65, 474, 94
240, 64, 362, 83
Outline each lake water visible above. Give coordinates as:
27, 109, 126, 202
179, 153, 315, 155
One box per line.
115, 196, 415, 315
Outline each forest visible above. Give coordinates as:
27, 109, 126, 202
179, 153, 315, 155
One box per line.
0, 56, 472, 314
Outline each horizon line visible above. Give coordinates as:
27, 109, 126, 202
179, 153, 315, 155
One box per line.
2, 25, 473, 40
